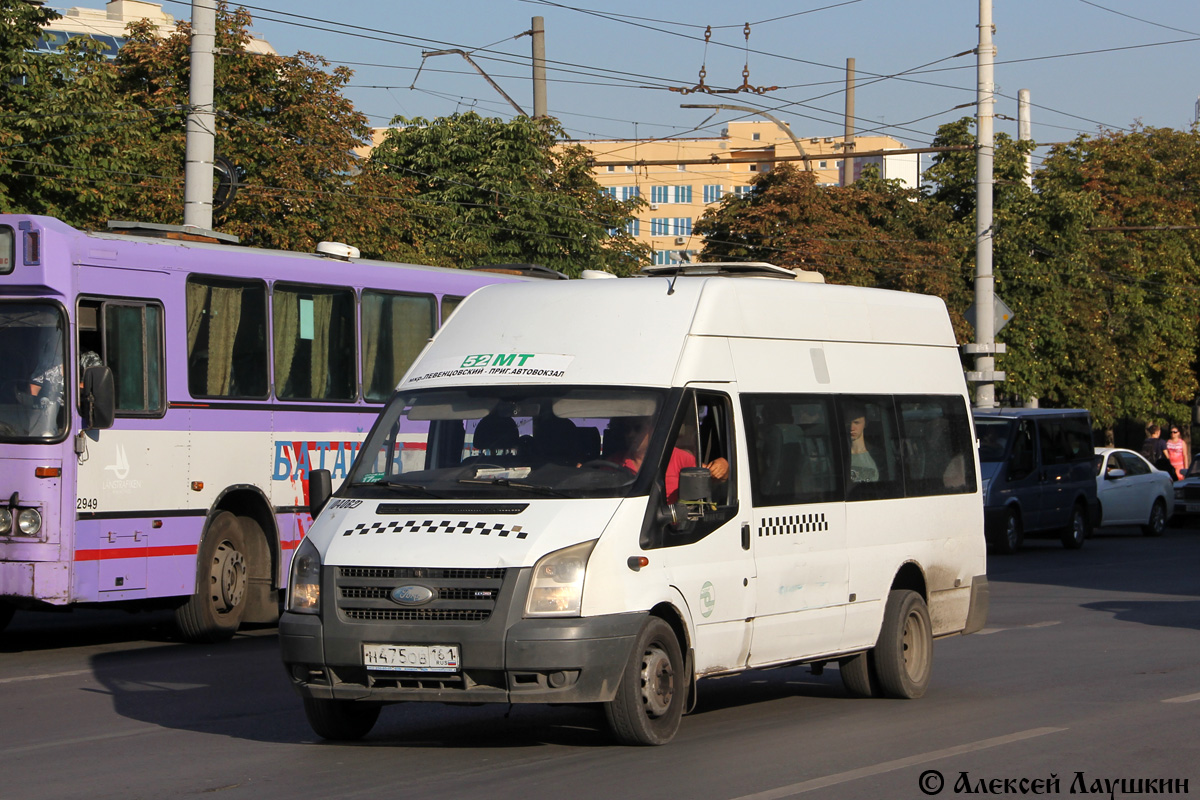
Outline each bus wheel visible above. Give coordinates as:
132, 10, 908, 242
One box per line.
302, 697, 381, 741
838, 651, 880, 697
874, 590, 933, 699
605, 616, 685, 746
176, 511, 249, 643
1061, 503, 1088, 549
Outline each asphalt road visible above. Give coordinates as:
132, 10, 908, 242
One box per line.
1, 525, 1197, 800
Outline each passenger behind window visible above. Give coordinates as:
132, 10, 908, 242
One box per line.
846, 403, 880, 483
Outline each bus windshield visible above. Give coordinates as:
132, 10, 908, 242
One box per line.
0, 302, 67, 440
349, 386, 669, 499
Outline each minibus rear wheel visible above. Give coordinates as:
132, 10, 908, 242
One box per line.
605, 616, 685, 746
303, 697, 381, 741
874, 590, 933, 700
1061, 502, 1088, 549
175, 511, 249, 642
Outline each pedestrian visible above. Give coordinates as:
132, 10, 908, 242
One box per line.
1165, 424, 1189, 481
1140, 423, 1174, 478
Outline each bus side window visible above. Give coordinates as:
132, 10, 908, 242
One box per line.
897, 395, 977, 495
273, 283, 356, 402
362, 290, 436, 403
186, 277, 268, 399
742, 394, 841, 507
78, 298, 164, 416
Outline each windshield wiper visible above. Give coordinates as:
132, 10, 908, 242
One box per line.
457, 477, 569, 497
377, 481, 450, 499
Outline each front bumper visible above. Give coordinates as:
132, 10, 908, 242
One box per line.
279, 564, 645, 705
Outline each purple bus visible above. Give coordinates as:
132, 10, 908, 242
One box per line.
0, 215, 523, 641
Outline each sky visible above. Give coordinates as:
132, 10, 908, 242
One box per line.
138, 0, 1200, 167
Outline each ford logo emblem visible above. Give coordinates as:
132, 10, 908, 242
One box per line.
390, 585, 434, 606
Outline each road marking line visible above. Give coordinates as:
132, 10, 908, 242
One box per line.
2, 728, 161, 756
729, 727, 1067, 800
1163, 691, 1200, 703
976, 621, 1060, 635
0, 669, 91, 685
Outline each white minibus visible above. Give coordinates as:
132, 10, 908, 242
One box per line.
280, 263, 989, 745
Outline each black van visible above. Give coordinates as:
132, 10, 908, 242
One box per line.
973, 408, 1100, 553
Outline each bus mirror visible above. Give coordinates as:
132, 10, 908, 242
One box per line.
678, 467, 712, 504
309, 469, 333, 519
81, 365, 115, 430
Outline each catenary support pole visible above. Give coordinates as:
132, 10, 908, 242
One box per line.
1018, 88, 1032, 190
184, 0, 216, 230
972, 0, 998, 408
843, 58, 855, 185
532, 17, 547, 119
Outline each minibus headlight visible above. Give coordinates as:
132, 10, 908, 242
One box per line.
525, 540, 596, 618
287, 538, 322, 615
980, 477, 991, 496
17, 508, 41, 536
0, 508, 11, 535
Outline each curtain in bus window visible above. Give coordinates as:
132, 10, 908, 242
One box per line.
186, 282, 208, 356
361, 291, 383, 401
207, 285, 242, 396
362, 292, 434, 402
273, 289, 298, 396
310, 292, 332, 398
146, 305, 162, 411
393, 295, 433, 390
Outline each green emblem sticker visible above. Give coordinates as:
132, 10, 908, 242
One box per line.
699, 581, 715, 618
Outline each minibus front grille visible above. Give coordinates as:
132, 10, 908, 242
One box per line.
334, 566, 507, 624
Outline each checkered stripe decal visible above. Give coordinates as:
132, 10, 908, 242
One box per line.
342, 520, 526, 539
758, 513, 828, 537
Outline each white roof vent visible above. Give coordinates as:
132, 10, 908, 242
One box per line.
581, 269, 618, 279
315, 241, 360, 260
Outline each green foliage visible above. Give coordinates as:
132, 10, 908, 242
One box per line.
366, 112, 650, 276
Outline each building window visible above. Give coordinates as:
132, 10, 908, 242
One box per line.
625, 165, 634, 172
650, 185, 670, 205
671, 218, 693, 236
600, 186, 617, 199
621, 186, 640, 201
650, 218, 670, 236
672, 185, 692, 204
749, 164, 757, 172
752, 132, 761, 141
626, 219, 640, 236
677, 164, 687, 171
703, 184, 723, 204
819, 161, 828, 169
733, 185, 754, 198
606, 165, 615, 172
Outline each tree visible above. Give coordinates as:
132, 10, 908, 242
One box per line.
366, 112, 650, 275
0, 0, 142, 222
695, 163, 960, 329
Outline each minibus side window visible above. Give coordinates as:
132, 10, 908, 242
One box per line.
896, 395, 977, 496
646, 390, 737, 549
838, 395, 903, 501
1009, 421, 1036, 479
742, 394, 841, 507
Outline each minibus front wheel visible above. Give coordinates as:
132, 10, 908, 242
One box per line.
302, 697, 381, 741
605, 616, 685, 746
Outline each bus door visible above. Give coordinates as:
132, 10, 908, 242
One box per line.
743, 394, 848, 666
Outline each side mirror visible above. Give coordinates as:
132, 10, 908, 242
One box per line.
81, 365, 115, 430
1105, 468, 1126, 480
309, 468, 332, 519
678, 467, 713, 504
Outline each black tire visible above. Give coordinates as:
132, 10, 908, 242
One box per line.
175, 511, 249, 642
994, 507, 1023, 555
604, 616, 685, 746
838, 651, 880, 697
0, 601, 14, 634
303, 697, 381, 741
874, 590, 933, 700
1061, 502, 1088, 549
1143, 498, 1168, 537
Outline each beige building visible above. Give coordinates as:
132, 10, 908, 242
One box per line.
36, 0, 277, 57
571, 121, 917, 265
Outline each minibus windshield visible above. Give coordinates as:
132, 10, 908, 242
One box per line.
0, 302, 67, 440
975, 419, 1012, 463
348, 386, 669, 498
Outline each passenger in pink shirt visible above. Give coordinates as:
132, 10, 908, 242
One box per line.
609, 417, 728, 503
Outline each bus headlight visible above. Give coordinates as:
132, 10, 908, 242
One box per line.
17, 508, 42, 536
525, 540, 596, 618
0, 508, 11, 535
287, 538, 322, 614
